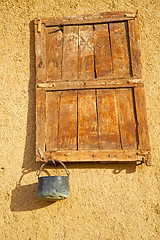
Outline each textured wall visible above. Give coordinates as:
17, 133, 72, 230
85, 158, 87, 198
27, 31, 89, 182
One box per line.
0, 0, 160, 239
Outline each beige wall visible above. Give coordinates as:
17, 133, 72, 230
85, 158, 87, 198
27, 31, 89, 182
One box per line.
0, 0, 160, 239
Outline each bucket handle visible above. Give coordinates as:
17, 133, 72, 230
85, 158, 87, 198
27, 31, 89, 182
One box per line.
37, 158, 70, 178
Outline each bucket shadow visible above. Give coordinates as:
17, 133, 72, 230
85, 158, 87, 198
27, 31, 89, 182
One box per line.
10, 183, 55, 212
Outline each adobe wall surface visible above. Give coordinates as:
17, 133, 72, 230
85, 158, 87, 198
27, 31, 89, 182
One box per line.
0, 0, 159, 239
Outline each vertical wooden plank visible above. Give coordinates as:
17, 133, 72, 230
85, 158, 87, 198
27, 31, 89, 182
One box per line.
36, 89, 46, 159
94, 24, 112, 78
46, 92, 60, 151
35, 23, 47, 83
109, 22, 131, 78
62, 26, 79, 80
116, 88, 137, 150
46, 27, 62, 81
128, 17, 142, 78
78, 25, 95, 79
78, 90, 98, 150
97, 89, 121, 149
134, 87, 151, 151
58, 91, 77, 150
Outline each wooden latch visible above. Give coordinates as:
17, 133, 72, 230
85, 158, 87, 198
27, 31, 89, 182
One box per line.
38, 18, 42, 33
124, 13, 136, 18
127, 79, 142, 84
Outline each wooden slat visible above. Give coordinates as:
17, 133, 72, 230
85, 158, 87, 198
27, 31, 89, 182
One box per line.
62, 26, 79, 80
39, 12, 136, 26
35, 24, 46, 83
97, 89, 121, 149
78, 90, 98, 149
116, 88, 137, 150
46, 92, 60, 151
36, 89, 46, 157
94, 24, 112, 77
134, 87, 151, 151
109, 22, 131, 78
58, 91, 77, 150
78, 25, 95, 79
128, 17, 142, 78
43, 150, 144, 162
46, 27, 62, 81
37, 78, 143, 91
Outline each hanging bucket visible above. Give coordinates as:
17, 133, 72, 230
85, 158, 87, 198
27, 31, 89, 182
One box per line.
37, 159, 70, 201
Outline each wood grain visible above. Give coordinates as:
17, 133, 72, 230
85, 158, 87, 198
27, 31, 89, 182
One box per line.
128, 18, 142, 78
40, 11, 135, 26
94, 24, 112, 77
134, 87, 151, 151
62, 26, 79, 80
78, 90, 98, 149
46, 27, 62, 81
58, 90, 77, 150
78, 25, 95, 79
35, 24, 47, 83
97, 89, 121, 149
36, 89, 46, 158
43, 150, 144, 162
116, 88, 138, 150
46, 92, 60, 151
109, 22, 131, 78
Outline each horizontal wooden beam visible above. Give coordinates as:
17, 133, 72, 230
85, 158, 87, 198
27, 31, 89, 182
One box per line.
34, 12, 136, 27
36, 150, 151, 165
36, 78, 143, 91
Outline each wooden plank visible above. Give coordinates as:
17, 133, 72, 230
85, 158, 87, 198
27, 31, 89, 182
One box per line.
58, 91, 77, 150
46, 26, 62, 81
36, 89, 46, 159
116, 88, 138, 150
78, 25, 95, 79
46, 92, 60, 151
97, 89, 121, 149
42, 150, 144, 162
109, 22, 131, 78
37, 78, 143, 91
35, 24, 46, 83
134, 87, 151, 151
128, 17, 142, 78
39, 12, 136, 26
78, 90, 98, 150
94, 24, 112, 77
62, 26, 79, 80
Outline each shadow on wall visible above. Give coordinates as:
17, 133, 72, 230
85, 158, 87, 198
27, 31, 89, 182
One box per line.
10, 20, 137, 212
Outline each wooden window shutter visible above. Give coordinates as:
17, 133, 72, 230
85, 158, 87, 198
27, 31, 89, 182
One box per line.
34, 11, 151, 165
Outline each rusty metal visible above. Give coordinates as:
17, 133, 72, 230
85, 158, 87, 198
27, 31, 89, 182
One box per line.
37, 158, 70, 201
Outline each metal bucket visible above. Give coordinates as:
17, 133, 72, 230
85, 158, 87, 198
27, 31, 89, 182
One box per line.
37, 159, 70, 201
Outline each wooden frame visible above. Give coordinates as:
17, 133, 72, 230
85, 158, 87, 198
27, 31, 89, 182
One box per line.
34, 11, 151, 165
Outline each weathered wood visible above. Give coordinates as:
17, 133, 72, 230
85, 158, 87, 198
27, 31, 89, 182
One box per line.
78, 25, 95, 79
62, 26, 79, 80
40, 150, 144, 162
78, 90, 98, 149
36, 12, 136, 26
58, 91, 77, 150
36, 89, 46, 157
35, 24, 46, 83
128, 17, 142, 78
36, 78, 144, 91
46, 26, 62, 81
46, 92, 60, 151
109, 21, 131, 78
97, 89, 121, 149
134, 87, 151, 151
116, 88, 138, 150
94, 24, 112, 77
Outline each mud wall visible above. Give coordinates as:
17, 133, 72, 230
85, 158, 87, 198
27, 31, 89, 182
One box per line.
0, 0, 160, 239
